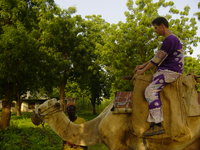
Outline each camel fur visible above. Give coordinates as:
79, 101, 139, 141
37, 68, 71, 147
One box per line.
131, 74, 199, 142
32, 99, 200, 150
31, 74, 200, 150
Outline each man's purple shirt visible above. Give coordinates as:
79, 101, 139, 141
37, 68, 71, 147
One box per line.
159, 34, 184, 73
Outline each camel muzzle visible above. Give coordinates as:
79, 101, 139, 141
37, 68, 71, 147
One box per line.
31, 111, 43, 126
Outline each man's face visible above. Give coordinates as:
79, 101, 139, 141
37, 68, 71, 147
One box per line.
153, 24, 165, 36
67, 105, 76, 117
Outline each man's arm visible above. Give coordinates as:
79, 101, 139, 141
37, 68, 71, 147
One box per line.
150, 50, 168, 66
134, 61, 148, 72
135, 61, 155, 75
135, 50, 167, 75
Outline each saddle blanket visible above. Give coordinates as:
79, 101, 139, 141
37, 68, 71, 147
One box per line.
132, 74, 199, 142
112, 91, 132, 114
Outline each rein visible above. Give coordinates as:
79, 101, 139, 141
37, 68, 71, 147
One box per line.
33, 103, 62, 125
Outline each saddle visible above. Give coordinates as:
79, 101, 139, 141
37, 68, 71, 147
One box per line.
131, 74, 200, 142
112, 92, 132, 114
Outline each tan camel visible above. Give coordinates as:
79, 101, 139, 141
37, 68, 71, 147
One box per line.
31, 98, 200, 150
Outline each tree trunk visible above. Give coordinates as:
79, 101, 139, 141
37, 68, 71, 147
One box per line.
15, 90, 22, 116
59, 70, 67, 111
16, 99, 22, 116
0, 99, 12, 129
60, 82, 66, 111
0, 83, 14, 129
91, 102, 97, 115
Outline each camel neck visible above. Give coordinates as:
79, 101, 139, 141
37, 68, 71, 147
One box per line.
45, 111, 101, 146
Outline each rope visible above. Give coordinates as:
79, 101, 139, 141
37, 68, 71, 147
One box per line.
34, 103, 62, 125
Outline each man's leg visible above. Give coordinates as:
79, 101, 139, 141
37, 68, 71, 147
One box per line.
143, 73, 167, 136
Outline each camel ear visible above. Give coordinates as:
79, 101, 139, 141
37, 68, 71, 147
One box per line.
54, 102, 60, 109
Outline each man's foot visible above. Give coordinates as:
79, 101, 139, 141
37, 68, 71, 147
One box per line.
143, 123, 165, 137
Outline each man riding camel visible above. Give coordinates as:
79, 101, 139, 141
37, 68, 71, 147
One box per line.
135, 16, 184, 137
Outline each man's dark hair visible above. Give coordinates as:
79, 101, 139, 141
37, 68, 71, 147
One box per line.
152, 17, 169, 28
66, 105, 77, 122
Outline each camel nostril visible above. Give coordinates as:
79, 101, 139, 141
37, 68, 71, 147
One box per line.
31, 111, 43, 126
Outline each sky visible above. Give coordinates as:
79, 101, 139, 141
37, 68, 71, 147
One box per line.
54, 0, 200, 58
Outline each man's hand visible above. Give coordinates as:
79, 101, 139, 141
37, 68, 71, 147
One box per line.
135, 69, 145, 75
133, 61, 151, 78
133, 68, 145, 79
134, 65, 144, 73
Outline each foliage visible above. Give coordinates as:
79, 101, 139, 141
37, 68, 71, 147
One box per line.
0, 112, 62, 150
0, 0, 200, 126
97, 0, 200, 93
0, 0, 60, 96
184, 56, 200, 75
184, 56, 200, 91
74, 15, 111, 109
0, 0, 62, 129
0, 24, 41, 96
37, 7, 111, 113
195, 2, 200, 20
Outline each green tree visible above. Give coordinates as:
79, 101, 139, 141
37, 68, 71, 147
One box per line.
0, 0, 56, 129
37, 6, 82, 110
72, 15, 110, 114
99, 0, 200, 94
184, 56, 200, 75
36, 4, 110, 114
184, 56, 200, 91
0, 24, 42, 128
195, 2, 200, 20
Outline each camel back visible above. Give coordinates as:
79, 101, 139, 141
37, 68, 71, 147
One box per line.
131, 74, 200, 142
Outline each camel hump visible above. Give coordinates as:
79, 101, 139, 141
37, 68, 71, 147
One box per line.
131, 74, 199, 142
181, 75, 200, 116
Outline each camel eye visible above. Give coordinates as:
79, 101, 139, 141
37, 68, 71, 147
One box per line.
54, 102, 60, 109
38, 108, 41, 113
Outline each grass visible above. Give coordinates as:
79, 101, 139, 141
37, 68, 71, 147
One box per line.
0, 112, 108, 150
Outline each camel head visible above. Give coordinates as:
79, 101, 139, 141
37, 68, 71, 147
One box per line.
31, 99, 61, 126
31, 98, 104, 147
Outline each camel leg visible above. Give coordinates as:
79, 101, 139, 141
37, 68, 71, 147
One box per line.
128, 138, 146, 150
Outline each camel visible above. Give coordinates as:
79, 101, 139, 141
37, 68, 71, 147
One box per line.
31, 98, 200, 150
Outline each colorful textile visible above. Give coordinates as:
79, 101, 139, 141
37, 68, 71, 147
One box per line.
151, 50, 168, 66
145, 70, 180, 123
159, 34, 184, 73
112, 92, 132, 114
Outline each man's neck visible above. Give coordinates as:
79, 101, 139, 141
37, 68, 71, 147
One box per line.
164, 29, 172, 37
